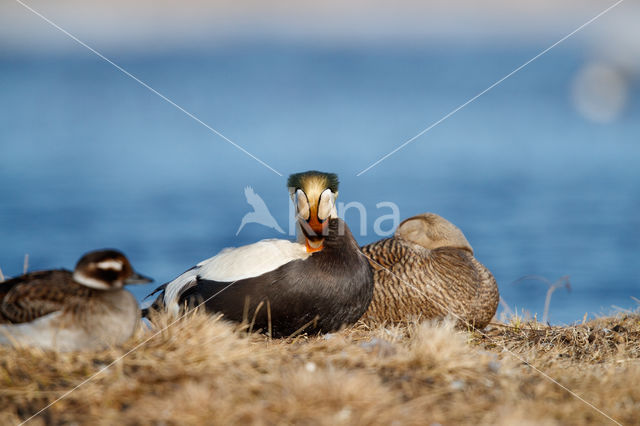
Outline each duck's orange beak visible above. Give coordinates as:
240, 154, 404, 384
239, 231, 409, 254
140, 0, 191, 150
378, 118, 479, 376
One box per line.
303, 207, 328, 253
305, 238, 323, 253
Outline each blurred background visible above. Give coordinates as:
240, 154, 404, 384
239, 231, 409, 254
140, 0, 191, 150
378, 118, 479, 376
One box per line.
1, 0, 638, 324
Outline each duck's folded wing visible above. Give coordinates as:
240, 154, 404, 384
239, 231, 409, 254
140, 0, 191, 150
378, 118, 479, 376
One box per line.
159, 239, 309, 315
0, 271, 91, 324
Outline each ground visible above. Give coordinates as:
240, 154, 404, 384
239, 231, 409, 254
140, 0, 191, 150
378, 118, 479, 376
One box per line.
1, 311, 639, 425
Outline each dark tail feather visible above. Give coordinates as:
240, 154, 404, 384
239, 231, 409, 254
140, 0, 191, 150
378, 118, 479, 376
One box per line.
141, 283, 167, 318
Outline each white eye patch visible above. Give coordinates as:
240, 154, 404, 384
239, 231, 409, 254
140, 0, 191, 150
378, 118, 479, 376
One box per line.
295, 189, 310, 221
317, 189, 336, 221
73, 271, 113, 290
96, 260, 123, 271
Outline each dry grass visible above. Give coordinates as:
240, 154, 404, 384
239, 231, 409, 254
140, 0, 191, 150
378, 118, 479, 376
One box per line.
1, 310, 639, 425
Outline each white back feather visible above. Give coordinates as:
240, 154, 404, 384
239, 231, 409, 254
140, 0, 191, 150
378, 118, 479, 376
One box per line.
163, 239, 310, 314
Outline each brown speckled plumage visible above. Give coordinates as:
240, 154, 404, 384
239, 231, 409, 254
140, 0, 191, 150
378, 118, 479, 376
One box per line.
0, 250, 152, 351
361, 213, 499, 329
0, 270, 94, 324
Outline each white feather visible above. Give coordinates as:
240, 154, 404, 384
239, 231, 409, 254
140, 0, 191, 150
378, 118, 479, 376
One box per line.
73, 271, 112, 289
96, 259, 123, 271
0, 312, 86, 351
163, 239, 310, 314
163, 268, 198, 316
317, 188, 335, 221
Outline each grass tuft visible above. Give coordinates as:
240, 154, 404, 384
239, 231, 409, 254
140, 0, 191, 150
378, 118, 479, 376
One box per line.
1, 310, 639, 424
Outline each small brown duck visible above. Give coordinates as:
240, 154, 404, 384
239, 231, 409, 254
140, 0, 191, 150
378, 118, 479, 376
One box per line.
0, 249, 152, 351
360, 213, 499, 329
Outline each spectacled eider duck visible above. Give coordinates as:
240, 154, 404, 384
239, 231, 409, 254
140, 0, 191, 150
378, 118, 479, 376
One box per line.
145, 171, 374, 338
0, 249, 152, 351
361, 213, 499, 329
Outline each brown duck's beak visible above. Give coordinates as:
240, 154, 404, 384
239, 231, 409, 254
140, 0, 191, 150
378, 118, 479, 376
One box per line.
124, 272, 153, 285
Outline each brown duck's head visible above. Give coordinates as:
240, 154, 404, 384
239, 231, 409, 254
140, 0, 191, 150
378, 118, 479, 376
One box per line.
395, 213, 474, 254
287, 171, 339, 253
72, 249, 153, 290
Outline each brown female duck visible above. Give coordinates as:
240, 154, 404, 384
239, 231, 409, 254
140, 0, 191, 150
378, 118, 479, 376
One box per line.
361, 213, 499, 329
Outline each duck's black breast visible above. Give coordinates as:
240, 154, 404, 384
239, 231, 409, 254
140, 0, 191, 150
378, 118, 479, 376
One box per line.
179, 218, 374, 337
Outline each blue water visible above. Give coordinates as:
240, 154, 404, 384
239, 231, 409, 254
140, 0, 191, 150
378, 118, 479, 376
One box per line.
1, 44, 638, 324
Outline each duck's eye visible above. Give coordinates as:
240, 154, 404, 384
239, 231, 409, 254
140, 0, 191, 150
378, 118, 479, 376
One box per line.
295, 189, 310, 221
317, 189, 335, 222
